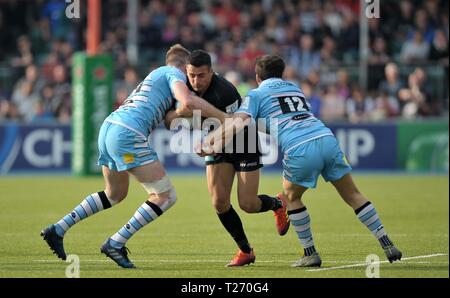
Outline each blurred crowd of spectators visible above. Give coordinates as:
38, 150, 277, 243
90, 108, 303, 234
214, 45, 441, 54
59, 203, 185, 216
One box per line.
0, 0, 448, 124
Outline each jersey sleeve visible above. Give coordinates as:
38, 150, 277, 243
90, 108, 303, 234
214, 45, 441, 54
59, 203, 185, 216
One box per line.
166, 68, 187, 93
236, 91, 259, 119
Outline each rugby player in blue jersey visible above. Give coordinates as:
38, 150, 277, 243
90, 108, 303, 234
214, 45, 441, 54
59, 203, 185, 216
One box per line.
203, 55, 402, 267
41, 44, 227, 268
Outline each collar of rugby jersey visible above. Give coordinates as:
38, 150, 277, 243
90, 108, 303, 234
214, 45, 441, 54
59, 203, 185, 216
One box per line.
259, 77, 284, 88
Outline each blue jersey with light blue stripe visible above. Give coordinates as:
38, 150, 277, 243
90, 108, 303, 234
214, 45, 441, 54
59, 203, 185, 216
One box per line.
106, 66, 186, 136
236, 78, 333, 154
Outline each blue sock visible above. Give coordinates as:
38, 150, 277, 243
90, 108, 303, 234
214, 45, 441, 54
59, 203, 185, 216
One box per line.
109, 201, 163, 249
54, 191, 114, 237
355, 201, 393, 248
288, 207, 317, 256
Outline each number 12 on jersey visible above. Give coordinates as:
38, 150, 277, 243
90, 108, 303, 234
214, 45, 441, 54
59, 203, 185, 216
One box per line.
277, 95, 310, 114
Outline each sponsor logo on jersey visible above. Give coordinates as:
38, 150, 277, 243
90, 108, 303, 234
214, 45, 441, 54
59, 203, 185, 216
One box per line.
292, 114, 310, 121
226, 100, 239, 113
240, 161, 258, 168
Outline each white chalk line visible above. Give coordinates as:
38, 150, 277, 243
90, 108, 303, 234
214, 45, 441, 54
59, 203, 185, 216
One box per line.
306, 253, 448, 272
21, 252, 448, 267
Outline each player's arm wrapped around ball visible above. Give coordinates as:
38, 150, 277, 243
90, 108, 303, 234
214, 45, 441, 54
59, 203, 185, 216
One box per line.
201, 113, 253, 155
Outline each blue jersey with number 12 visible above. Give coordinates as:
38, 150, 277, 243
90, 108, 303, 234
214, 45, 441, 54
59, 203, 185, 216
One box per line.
236, 78, 333, 155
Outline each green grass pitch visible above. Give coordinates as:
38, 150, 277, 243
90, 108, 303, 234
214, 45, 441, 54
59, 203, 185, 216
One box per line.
0, 173, 448, 278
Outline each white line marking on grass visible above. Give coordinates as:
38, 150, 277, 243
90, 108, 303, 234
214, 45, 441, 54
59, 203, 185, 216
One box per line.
31, 254, 449, 266
306, 253, 448, 272
29, 259, 449, 266
32, 259, 287, 263
30, 259, 375, 264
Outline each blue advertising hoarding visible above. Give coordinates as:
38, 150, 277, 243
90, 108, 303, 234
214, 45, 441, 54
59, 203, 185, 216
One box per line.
0, 122, 443, 174
330, 123, 397, 169
0, 123, 71, 174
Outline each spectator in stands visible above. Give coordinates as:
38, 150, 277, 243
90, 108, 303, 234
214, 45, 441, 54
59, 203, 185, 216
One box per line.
369, 36, 390, 65
0, 98, 20, 121
199, 2, 216, 33
298, 0, 318, 33
401, 31, 430, 63
139, 10, 163, 52
41, 52, 59, 82
115, 66, 140, 96
339, 9, 359, 63
323, 0, 342, 37
320, 84, 346, 122
372, 90, 400, 120
288, 34, 321, 79
284, 65, 301, 87
41, 0, 71, 39
11, 64, 44, 121
186, 12, 207, 49
412, 67, 440, 116
161, 16, 180, 47
398, 68, 432, 118
30, 100, 55, 122
50, 64, 71, 122
397, 0, 415, 32
424, 0, 441, 28
0, 0, 448, 124
430, 29, 449, 65
11, 35, 34, 76
264, 15, 286, 44
301, 81, 322, 118
379, 63, 404, 105
238, 37, 265, 79
319, 35, 339, 66
55, 103, 71, 123
213, 0, 241, 28
40, 84, 57, 119
249, 2, 266, 31
11, 80, 39, 122
14, 64, 45, 98
409, 8, 435, 44
336, 69, 351, 99
346, 85, 375, 123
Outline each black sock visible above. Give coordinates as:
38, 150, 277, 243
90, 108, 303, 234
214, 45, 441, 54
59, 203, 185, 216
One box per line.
257, 194, 282, 212
98, 191, 112, 209
217, 206, 252, 253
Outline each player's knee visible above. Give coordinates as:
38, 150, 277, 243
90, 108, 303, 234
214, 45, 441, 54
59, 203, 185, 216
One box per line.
141, 175, 177, 212
238, 200, 258, 213
211, 195, 230, 213
284, 192, 299, 203
105, 188, 128, 203
347, 191, 367, 207
283, 191, 294, 202
158, 187, 177, 212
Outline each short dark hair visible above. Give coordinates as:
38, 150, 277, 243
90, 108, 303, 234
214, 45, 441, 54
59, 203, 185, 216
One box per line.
188, 50, 212, 68
255, 55, 285, 81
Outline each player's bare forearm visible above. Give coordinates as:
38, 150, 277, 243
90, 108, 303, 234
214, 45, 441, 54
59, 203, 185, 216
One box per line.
188, 94, 228, 123
172, 81, 228, 123
164, 110, 178, 129
204, 113, 251, 153
175, 104, 193, 117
